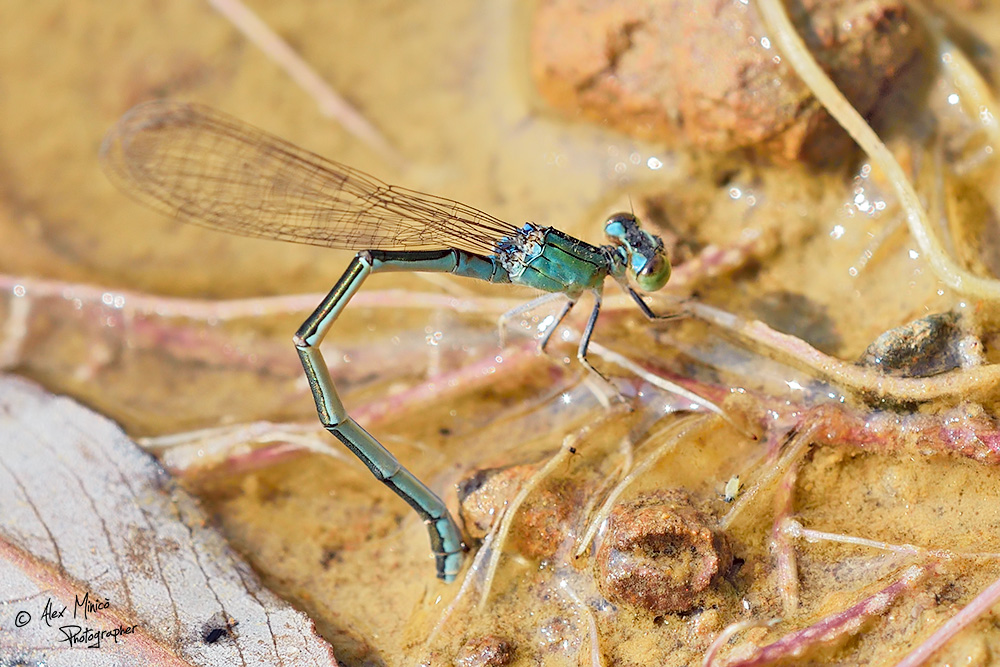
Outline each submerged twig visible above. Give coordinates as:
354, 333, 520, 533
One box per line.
205, 0, 402, 165
478, 435, 576, 611
0, 275, 524, 322
688, 301, 1000, 404
719, 565, 929, 667
895, 568, 1000, 667
352, 340, 538, 425
772, 465, 801, 614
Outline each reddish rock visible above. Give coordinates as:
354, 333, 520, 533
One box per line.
454, 634, 515, 667
458, 465, 532, 541
531, 0, 924, 164
595, 490, 732, 613
457, 464, 582, 559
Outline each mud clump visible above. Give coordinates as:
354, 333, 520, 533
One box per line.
457, 464, 583, 559
595, 490, 732, 614
454, 634, 515, 667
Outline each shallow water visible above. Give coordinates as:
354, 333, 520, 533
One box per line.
4, 1, 1000, 665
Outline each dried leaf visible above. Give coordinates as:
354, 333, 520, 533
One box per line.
0, 374, 338, 666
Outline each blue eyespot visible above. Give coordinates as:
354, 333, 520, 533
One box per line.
603, 213, 636, 243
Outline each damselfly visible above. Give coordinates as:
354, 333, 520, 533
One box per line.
100, 100, 674, 581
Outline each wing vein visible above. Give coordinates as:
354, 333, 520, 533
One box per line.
99, 101, 519, 255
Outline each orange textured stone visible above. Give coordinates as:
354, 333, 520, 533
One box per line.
531, 0, 924, 163
595, 490, 732, 614
457, 464, 582, 559
454, 635, 516, 667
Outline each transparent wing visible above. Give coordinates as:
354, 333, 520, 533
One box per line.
99, 100, 519, 254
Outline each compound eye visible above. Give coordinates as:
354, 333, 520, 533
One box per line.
634, 253, 671, 292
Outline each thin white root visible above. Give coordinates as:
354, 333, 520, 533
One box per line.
587, 340, 730, 420
0, 291, 31, 369
423, 526, 499, 652
757, 0, 1000, 301
138, 421, 351, 474
688, 300, 1000, 403
558, 578, 605, 667
575, 414, 716, 558
206, 0, 402, 165
477, 437, 575, 611
703, 617, 782, 667
907, 0, 1000, 146
719, 425, 814, 531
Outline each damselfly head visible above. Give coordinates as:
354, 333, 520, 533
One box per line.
603, 212, 671, 292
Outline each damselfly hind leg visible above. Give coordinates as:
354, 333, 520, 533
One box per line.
538, 298, 574, 353
295, 251, 466, 581
523, 286, 623, 402
497, 292, 565, 349
508, 289, 622, 401
574, 289, 622, 393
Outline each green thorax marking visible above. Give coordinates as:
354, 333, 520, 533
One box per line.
496, 224, 612, 296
